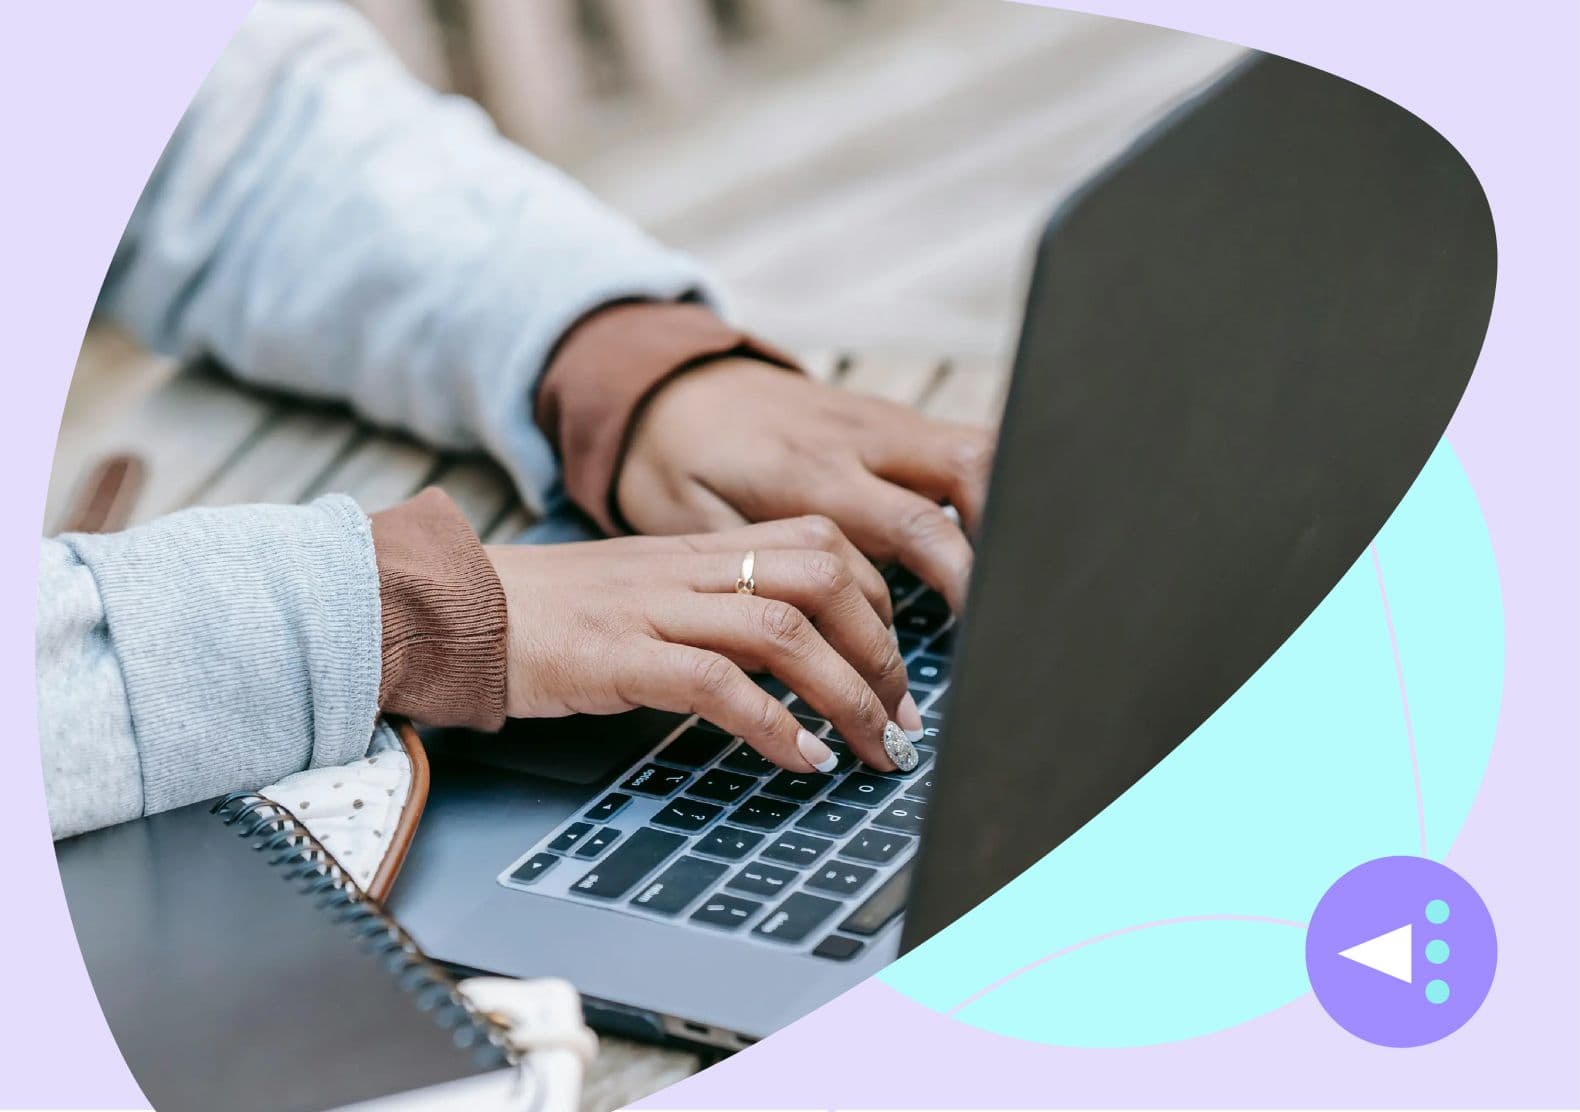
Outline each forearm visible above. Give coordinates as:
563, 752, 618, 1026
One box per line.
98, 0, 716, 514
38, 489, 505, 840
40, 497, 381, 839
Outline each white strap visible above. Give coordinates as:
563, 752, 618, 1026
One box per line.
331, 977, 594, 1112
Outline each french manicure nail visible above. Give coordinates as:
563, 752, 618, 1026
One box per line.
797, 729, 838, 773
897, 692, 924, 740
883, 721, 919, 772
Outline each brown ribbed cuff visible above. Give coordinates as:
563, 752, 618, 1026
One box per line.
371, 487, 507, 730
535, 300, 802, 535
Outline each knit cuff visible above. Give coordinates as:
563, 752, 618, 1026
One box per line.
534, 300, 802, 535
372, 487, 507, 730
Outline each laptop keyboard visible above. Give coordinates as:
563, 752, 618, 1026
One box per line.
497, 567, 950, 961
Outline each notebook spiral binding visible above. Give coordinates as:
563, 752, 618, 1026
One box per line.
211, 792, 519, 1072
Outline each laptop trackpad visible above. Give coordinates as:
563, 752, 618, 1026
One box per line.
424, 708, 686, 786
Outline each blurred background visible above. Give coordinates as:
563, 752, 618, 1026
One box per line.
347, 0, 1243, 356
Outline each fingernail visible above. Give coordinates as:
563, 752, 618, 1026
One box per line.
897, 692, 924, 739
883, 721, 919, 772
797, 729, 838, 773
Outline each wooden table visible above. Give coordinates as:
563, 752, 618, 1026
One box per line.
45, 326, 1008, 1109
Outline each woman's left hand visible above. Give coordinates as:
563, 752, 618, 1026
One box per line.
617, 358, 996, 612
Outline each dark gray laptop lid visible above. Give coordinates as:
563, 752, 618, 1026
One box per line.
903, 53, 1495, 947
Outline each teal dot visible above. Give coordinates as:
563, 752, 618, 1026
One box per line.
1425, 899, 1450, 924
1425, 979, 1451, 1005
1425, 939, 1450, 964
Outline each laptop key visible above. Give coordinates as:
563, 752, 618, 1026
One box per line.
909, 770, 937, 799
762, 770, 830, 802
907, 653, 950, 689
689, 769, 757, 804
796, 801, 865, 838
806, 860, 878, 897
759, 830, 834, 866
753, 892, 842, 944
652, 798, 723, 832
821, 741, 861, 772
584, 793, 631, 822
630, 855, 728, 916
571, 827, 685, 899
871, 797, 928, 835
546, 822, 594, 854
691, 893, 762, 931
926, 624, 955, 656
573, 826, 621, 859
884, 566, 923, 607
839, 862, 913, 936
792, 712, 831, 736
812, 934, 865, 961
694, 825, 764, 860
841, 829, 914, 864
621, 764, 691, 797
721, 743, 777, 776
657, 727, 731, 768
828, 772, 901, 807
729, 794, 799, 830
508, 853, 558, 884
896, 602, 947, 638
753, 673, 792, 700
726, 861, 799, 898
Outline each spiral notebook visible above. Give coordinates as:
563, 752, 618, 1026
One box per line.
55, 795, 516, 1112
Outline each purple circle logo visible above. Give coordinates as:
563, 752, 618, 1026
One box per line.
1306, 856, 1496, 1047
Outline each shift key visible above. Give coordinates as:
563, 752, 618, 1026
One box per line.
571, 828, 684, 899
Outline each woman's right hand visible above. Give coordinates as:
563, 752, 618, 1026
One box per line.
485, 516, 921, 773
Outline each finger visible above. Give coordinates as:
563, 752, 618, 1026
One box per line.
660, 515, 892, 626
867, 424, 996, 536
616, 462, 750, 535
649, 594, 899, 771
815, 474, 975, 614
674, 547, 909, 718
676, 478, 751, 531
616, 640, 834, 773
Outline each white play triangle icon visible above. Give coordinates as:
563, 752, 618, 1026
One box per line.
1338, 923, 1414, 983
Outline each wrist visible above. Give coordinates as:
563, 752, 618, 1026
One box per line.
533, 300, 801, 535
372, 488, 507, 729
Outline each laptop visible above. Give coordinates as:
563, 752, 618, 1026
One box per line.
388, 52, 1494, 1047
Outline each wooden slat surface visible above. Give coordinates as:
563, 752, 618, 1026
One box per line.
303, 430, 438, 514
837, 351, 949, 405
426, 454, 519, 536
920, 355, 1010, 426
105, 367, 279, 528
190, 407, 362, 508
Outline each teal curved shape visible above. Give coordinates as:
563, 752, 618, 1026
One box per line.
880, 440, 1502, 1047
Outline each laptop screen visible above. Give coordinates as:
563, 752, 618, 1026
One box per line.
903, 53, 1495, 947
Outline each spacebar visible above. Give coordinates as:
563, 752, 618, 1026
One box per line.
839, 862, 913, 936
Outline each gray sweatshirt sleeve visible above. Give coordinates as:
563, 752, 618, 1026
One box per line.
38, 496, 380, 840
98, 0, 719, 514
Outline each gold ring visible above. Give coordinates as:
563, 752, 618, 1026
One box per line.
736, 550, 757, 596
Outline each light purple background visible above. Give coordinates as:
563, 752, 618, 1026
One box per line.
1, 2, 1574, 1108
